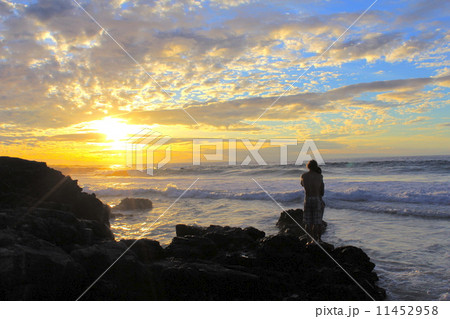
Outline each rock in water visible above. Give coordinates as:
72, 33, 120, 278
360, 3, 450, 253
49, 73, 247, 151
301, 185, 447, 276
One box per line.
276, 208, 327, 236
112, 198, 153, 211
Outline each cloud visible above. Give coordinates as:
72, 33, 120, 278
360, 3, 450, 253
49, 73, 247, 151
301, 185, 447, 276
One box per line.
326, 32, 402, 63
311, 140, 347, 150
404, 116, 431, 125
43, 132, 107, 142
120, 75, 450, 127
25, 0, 74, 22
209, 0, 257, 9
396, 0, 450, 24
0, 0, 448, 140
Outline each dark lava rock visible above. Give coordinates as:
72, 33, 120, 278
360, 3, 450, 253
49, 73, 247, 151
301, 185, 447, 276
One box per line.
175, 224, 205, 237
243, 226, 265, 241
0, 235, 88, 300
121, 239, 164, 263
165, 236, 218, 259
0, 157, 110, 225
112, 198, 153, 211
70, 241, 158, 300
332, 246, 376, 273
13, 208, 114, 248
176, 224, 260, 251
259, 235, 305, 255
149, 259, 275, 300
276, 208, 327, 236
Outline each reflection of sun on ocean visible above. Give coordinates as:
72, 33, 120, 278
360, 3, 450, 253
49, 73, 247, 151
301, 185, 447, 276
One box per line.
89, 117, 141, 150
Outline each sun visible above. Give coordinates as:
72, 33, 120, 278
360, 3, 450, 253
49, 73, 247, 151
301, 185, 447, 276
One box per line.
91, 117, 129, 141
89, 117, 139, 149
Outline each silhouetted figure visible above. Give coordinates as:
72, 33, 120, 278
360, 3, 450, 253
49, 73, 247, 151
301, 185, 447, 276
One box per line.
301, 160, 325, 245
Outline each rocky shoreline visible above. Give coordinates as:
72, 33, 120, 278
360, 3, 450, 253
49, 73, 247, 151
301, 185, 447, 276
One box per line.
0, 157, 386, 300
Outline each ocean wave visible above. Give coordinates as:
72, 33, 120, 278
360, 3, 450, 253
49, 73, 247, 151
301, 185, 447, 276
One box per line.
86, 182, 450, 205
84, 181, 450, 219
326, 187, 450, 205
86, 184, 303, 202
90, 157, 450, 179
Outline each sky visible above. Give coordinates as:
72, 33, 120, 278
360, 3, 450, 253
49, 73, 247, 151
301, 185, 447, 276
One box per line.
0, 0, 449, 166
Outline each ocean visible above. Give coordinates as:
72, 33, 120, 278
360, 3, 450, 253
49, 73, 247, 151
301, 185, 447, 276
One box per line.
59, 155, 450, 301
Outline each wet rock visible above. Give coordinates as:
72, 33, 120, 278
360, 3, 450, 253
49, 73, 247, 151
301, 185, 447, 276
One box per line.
332, 246, 376, 273
175, 224, 205, 237
176, 224, 258, 251
216, 251, 258, 268
243, 226, 265, 241
259, 234, 306, 254
165, 236, 218, 259
276, 208, 327, 236
204, 227, 255, 251
121, 239, 164, 263
112, 198, 153, 211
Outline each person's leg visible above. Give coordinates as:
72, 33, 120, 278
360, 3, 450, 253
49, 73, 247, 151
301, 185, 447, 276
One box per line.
316, 223, 322, 242
311, 200, 323, 242
319, 199, 325, 242
312, 224, 319, 242
306, 223, 314, 244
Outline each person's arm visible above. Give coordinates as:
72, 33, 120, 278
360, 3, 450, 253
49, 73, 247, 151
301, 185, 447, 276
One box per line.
301, 176, 304, 187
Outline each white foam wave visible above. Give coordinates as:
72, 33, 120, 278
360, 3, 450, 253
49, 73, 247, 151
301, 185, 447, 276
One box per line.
84, 181, 450, 219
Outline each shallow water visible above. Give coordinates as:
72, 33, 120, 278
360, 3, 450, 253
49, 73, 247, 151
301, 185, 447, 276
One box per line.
322, 208, 450, 301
